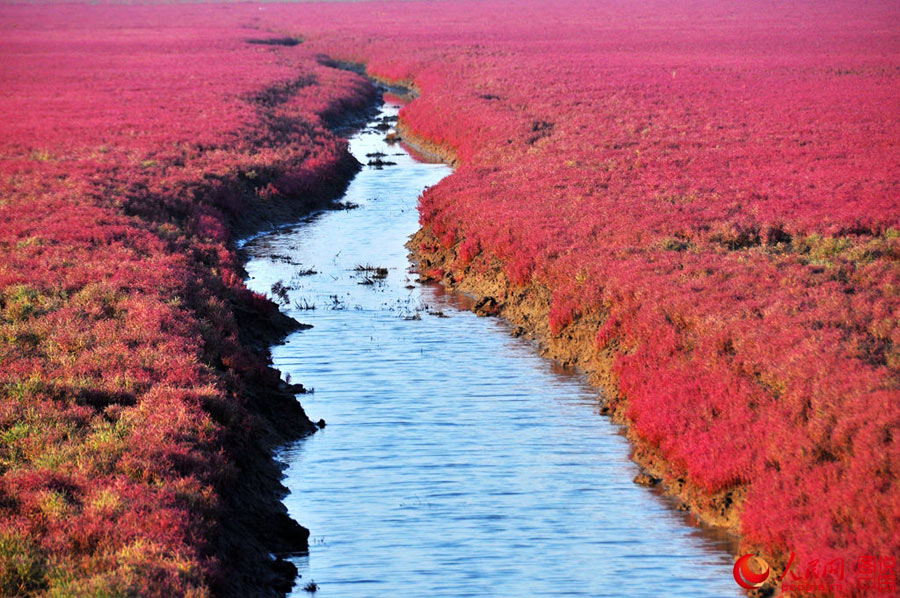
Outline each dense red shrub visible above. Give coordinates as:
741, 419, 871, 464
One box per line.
0, 5, 373, 596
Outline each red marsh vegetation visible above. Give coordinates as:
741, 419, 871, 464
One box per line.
0, 6, 373, 596
0, 1, 899, 596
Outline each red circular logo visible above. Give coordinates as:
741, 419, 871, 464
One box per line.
733, 554, 770, 589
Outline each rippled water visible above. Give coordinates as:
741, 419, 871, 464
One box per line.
242, 100, 743, 597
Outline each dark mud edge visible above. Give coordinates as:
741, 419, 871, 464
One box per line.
217, 69, 388, 596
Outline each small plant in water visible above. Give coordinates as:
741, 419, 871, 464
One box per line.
270, 280, 290, 305
293, 297, 316, 310
329, 294, 346, 310
354, 264, 389, 284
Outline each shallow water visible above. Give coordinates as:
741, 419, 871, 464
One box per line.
242, 100, 743, 597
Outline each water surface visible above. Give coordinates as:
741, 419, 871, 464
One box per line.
242, 100, 742, 597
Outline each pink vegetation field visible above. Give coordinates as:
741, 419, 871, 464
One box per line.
0, 6, 372, 596
1, 1, 899, 596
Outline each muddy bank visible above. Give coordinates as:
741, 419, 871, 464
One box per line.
210, 275, 317, 596
216, 91, 384, 597
395, 121, 460, 167
228, 150, 362, 242
408, 226, 783, 594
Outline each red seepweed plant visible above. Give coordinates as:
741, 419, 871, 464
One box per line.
0, 5, 373, 596
1, 1, 898, 596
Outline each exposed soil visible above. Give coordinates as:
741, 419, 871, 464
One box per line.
395, 121, 460, 167
215, 303, 316, 597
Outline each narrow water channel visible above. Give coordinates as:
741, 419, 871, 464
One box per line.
241, 98, 743, 597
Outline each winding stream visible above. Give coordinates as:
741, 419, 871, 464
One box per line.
241, 98, 743, 597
